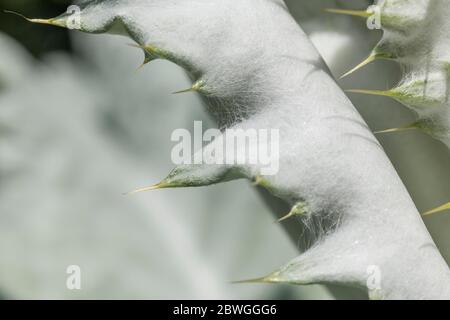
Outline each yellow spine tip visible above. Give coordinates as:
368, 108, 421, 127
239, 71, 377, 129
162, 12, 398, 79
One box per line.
128, 44, 152, 70
4, 10, 31, 21
124, 183, 164, 196
172, 87, 196, 95
276, 212, 294, 223
346, 89, 393, 97
173, 81, 204, 95
136, 59, 151, 71
128, 43, 156, 55
4, 10, 66, 28
374, 123, 418, 135
340, 54, 378, 79
276, 203, 307, 223
231, 273, 278, 285
423, 202, 450, 216
324, 8, 371, 18
128, 43, 142, 49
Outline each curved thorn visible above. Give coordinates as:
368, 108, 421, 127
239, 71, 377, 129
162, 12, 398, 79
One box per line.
324, 8, 371, 18
129, 43, 168, 60
128, 43, 149, 54
127, 44, 152, 70
374, 123, 418, 134
276, 203, 307, 223
340, 54, 378, 79
4, 10, 31, 20
232, 273, 278, 285
4, 10, 65, 27
423, 202, 450, 216
124, 183, 165, 196
136, 57, 152, 71
173, 81, 204, 95
346, 89, 394, 97
277, 211, 295, 223
173, 87, 196, 95
128, 43, 157, 56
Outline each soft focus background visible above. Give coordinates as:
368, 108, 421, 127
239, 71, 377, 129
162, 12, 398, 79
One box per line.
0, 0, 448, 299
